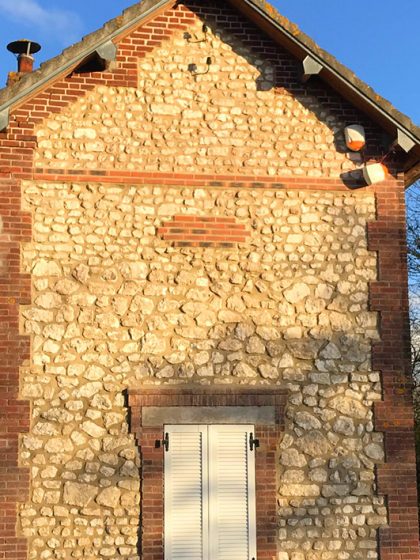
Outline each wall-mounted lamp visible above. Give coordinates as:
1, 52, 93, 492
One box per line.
362, 162, 389, 185
344, 124, 366, 152
184, 24, 208, 43
188, 57, 212, 76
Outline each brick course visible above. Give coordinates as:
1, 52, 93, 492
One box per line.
158, 215, 250, 247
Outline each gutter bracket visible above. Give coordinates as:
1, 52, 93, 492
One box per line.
95, 41, 118, 64
396, 129, 416, 153
302, 55, 323, 83
0, 108, 9, 132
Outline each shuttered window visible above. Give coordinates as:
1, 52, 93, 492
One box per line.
164, 425, 257, 560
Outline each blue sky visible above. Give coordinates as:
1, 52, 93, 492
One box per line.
0, 0, 418, 126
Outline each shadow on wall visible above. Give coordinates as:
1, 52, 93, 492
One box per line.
125, 325, 388, 556
19, 282, 388, 556
196, 3, 386, 160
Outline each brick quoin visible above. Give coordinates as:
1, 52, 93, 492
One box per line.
0, 177, 31, 560
0, 0, 418, 559
368, 180, 420, 560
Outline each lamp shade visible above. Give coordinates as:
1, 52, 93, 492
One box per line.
363, 163, 388, 185
344, 124, 366, 151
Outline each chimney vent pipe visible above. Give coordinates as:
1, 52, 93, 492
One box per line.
7, 39, 41, 74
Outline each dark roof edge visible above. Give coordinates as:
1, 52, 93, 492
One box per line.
242, 0, 420, 144
0, 0, 172, 110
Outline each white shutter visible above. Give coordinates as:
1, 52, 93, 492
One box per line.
209, 425, 257, 560
164, 424, 256, 560
164, 425, 209, 560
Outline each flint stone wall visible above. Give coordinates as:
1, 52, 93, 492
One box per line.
33, 15, 375, 178
19, 181, 387, 559
16, 2, 393, 558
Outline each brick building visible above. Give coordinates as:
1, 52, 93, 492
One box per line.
0, 1, 419, 560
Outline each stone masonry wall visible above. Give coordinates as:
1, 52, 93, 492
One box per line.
19, 180, 388, 560
0, 1, 416, 559
33, 7, 379, 178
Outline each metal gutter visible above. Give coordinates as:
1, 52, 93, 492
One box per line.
240, 0, 420, 146
0, 0, 171, 114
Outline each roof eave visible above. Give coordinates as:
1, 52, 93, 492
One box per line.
404, 161, 420, 188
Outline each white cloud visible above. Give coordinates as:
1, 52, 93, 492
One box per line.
0, 0, 83, 44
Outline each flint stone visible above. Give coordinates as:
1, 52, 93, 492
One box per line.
288, 340, 321, 360
329, 312, 352, 331
157, 365, 175, 378
235, 323, 255, 340
120, 491, 139, 508
280, 448, 307, 467
295, 411, 322, 431
322, 484, 350, 498
23, 436, 43, 451
81, 421, 107, 438
233, 363, 257, 378
218, 310, 242, 323
310, 372, 331, 385
132, 296, 154, 315
320, 342, 341, 360
219, 339, 242, 352
73, 263, 90, 284
196, 311, 217, 327
33, 260, 61, 277
35, 293, 62, 309
76, 382, 102, 399
151, 104, 181, 116
55, 279, 79, 295
97, 313, 120, 328
266, 340, 286, 358
64, 482, 98, 507
246, 336, 265, 354
281, 470, 305, 483
329, 396, 368, 419
278, 353, 294, 368
256, 327, 280, 341
284, 326, 302, 340
141, 333, 167, 354
279, 484, 320, 497
309, 468, 328, 483
84, 366, 105, 381
364, 443, 384, 461
121, 460, 139, 478
102, 436, 132, 452
21, 383, 43, 398
96, 487, 121, 508
22, 308, 53, 323
283, 283, 310, 304
45, 438, 73, 453
316, 283, 334, 300
258, 363, 278, 379
297, 430, 331, 456
333, 416, 355, 436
